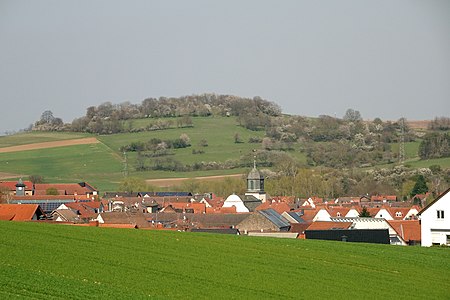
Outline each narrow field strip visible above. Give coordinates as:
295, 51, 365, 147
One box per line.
146, 173, 244, 187
0, 138, 99, 153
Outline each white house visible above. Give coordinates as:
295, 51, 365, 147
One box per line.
418, 188, 450, 247
372, 208, 394, 220
314, 208, 331, 221
222, 194, 250, 213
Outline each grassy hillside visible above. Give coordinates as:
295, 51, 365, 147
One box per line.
0, 221, 448, 299
0, 117, 303, 191
1, 116, 448, 192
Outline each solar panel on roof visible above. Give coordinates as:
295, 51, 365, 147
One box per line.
259, 209, 290, 228
286, 212, 305, 223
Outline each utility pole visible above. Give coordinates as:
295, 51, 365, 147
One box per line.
399, 118, 405, 164
123, 151, 128, 177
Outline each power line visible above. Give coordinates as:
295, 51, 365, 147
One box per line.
399, 118, 405, 164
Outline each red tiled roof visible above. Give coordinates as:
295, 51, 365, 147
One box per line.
0, 204, 42, 221
0, 181, 33, 191
64, 202, 98, 219
296, 209, 319, 222
12, 195, 76, 200
306, 221, 353, 231
206, 206, 237, 214
167, 202, 206, 214
289, 222, 312, 234
418, 188, 450, 215
371, 195, 397, 201
34, 183, 96, 196
386, 208, 414, 220
270, 196, 296, 204
255, 201, 291, 214
387, 220, 421, 242
326, 207, 350, 217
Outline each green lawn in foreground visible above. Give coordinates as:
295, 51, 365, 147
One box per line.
0, 221, 448, 299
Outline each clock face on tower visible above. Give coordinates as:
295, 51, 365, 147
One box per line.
18, 187, 23, 190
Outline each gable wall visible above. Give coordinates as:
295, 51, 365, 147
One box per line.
420, 192, 450, 246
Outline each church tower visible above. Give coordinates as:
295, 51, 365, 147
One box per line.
15, 178, 26, 196
245, 160, 267, 202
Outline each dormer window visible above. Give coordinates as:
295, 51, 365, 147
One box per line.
395, 212, 402, 217
337, 212, 341, 217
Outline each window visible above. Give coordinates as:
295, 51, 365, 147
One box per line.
395, 212, 402, 217
437, 210, 445, 219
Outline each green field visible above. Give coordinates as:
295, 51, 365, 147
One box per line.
1, 117, 449, 192
0, 132, 90, 148
0, 221, 448, 299
0, 117, 307, 191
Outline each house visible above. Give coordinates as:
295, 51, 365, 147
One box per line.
330, 217, 408, 245
305, 227, 390, 244
256, 200, 291, 214
300, 197, 324, 209
34, 182, 98, 197
0, 179, 33, 196
387, 207, 419, 220
222, 194, 262, 213
51, 209, 80, 223
53, 201, 103, 221
367, 207, 393, 220
160, 202, 206, 214
387, 220, 421, 245
371, 195, 397, 202
0, 204, 44, 221
236, 209, 290, 234
146, 213, 250, 230
282, 211, 305, 224
418, 188, 450, 247
326, 207, 360, 218
10, 195, 78, 213
96, 211, 150, 228
306, 221, 353, 231
312, 208, 332, 221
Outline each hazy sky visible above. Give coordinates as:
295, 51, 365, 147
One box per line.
1, 0, 449, 133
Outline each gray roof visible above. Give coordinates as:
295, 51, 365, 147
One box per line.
99, 212, 150, 228
247, 167, 262, 180
258, 209, 290, 229
51, 209, 79, 222
147, 213, 250, 228
284, 211, 305, 223
241, 195, 262, 212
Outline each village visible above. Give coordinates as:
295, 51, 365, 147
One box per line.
1, 163, 448, 247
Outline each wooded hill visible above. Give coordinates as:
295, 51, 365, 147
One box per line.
2, 94, 449, 198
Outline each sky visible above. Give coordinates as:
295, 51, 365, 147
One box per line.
1, 0, 449, 133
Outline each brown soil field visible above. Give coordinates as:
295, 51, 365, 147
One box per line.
406, 120, 431, 130
0, 172, 26, 180
0, 137, 99, 153
146, 173, 244, 187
